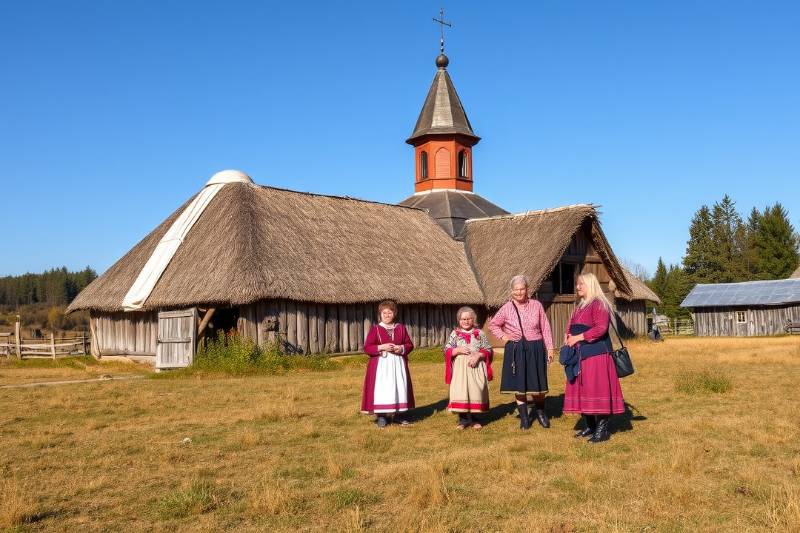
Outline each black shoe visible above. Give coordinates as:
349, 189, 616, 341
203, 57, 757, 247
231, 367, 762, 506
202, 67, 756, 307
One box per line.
574, 415, 596, 438
588, 416, 610, 443
375, 415, 388, 428
517, 403, 531, 430
535, 408, 550, 428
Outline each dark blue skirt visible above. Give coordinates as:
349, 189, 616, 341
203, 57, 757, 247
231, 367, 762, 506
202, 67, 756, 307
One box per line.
500, 339, 548, 394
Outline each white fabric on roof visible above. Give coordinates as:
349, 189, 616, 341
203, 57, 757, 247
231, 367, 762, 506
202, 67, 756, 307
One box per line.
121, 170, 253, 311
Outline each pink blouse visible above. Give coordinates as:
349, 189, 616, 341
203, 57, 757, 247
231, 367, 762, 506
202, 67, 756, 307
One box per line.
489, 299, 554, 351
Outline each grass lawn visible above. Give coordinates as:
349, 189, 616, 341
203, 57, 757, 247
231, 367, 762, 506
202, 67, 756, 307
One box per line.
1, 337, 799, 531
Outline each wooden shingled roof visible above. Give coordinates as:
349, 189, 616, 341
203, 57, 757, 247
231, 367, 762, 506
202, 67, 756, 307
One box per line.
406, 56, 479, 145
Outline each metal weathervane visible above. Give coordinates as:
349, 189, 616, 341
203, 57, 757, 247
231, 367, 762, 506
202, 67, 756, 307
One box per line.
433, 8, 452, 54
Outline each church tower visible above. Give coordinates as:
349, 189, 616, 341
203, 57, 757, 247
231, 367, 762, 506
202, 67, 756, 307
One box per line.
399, 25, 508, 239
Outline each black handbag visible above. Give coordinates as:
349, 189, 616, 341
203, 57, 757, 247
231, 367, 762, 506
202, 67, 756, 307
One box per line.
608, 319, 634, 378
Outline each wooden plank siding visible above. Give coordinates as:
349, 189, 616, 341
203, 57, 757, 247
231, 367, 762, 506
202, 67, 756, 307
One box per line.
692, 305, 800, 336
90, 311, 158, 356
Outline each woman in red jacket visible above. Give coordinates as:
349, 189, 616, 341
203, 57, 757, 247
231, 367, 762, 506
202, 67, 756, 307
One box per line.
360, 300, 415, 428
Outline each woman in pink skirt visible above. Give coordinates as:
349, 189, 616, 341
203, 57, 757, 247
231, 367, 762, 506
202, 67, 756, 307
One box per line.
562, 273, 624, 443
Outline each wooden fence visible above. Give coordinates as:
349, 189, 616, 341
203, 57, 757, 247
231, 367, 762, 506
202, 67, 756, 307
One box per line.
654, 318, 695, 336
0, 325, 89, 358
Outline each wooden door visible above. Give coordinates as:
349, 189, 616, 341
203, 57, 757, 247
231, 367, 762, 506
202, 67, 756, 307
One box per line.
156, 308, 197, 369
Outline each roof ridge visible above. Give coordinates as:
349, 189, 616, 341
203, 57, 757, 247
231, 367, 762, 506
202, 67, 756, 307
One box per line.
465, 203, 598, 224
252, 183, 427, 212
693, 278, 800, 287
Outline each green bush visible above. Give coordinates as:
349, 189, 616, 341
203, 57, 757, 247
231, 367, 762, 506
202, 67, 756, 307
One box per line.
187, 331, 338, 375
674, 370, 733, 394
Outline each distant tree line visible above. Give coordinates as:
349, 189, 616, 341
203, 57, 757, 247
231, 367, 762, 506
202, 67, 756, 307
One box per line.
0, 267, 97, 306
648, 196, 800, 319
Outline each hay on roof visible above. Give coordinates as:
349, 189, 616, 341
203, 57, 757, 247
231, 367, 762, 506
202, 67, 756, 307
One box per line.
616, 268, 661, 304
462, 205, 631, 307
68, 183, 484, 312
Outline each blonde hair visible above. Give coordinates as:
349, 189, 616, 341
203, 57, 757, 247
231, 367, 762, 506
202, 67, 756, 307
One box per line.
456, 306, 477, 322
577, 273, 613, 312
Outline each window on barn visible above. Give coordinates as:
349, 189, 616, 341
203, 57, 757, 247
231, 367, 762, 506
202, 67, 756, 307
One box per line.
736, 311, 746, 323
419, 151, 428, 180
548, 263, 576, 295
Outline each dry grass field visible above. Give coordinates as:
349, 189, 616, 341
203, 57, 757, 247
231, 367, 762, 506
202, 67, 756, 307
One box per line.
1, 336, 799, 532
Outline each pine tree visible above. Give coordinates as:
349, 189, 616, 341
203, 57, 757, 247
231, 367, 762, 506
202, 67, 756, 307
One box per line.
649, 258, 668, 302
752, 203, 799, 279
742, 207, 761, 280
709, 195, 745, 282
662, 265, 692, 319
683, 205, 716, 283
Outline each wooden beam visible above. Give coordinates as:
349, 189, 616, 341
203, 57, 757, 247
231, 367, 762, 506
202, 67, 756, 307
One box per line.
197, 307, 216, 336
15, 320, 21, 358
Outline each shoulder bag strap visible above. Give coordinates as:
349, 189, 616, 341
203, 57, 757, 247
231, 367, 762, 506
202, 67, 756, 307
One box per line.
607, 313, 625, 350
512, 302, 528, 341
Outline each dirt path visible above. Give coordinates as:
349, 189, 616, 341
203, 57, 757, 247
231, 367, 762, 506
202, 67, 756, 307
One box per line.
0, 374, 146, 389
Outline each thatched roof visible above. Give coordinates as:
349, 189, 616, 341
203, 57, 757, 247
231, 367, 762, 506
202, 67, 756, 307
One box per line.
791, 265, 800, 279
462, 205, 632, 307
68, 183, 484, 312
616, 268, 661, 304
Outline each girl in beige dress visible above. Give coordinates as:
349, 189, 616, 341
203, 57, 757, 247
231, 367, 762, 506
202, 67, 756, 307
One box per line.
444, 306, 493, 429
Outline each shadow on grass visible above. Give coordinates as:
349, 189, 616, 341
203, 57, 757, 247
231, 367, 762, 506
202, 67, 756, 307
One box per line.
409, 398, 449, 421
610, 402, 647, 434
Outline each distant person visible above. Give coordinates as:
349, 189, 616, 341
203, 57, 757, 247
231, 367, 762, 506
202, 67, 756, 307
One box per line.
489, 275, 555, 430
360, 300, 415, 428
561, 273, 625, 443
444, 306, 493, 430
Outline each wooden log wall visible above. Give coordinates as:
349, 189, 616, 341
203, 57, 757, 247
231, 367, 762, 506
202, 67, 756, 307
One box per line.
614, 301, 647, 337
693, 305, 800, 336
239, 300, 466, 355
90, 311, 158, 356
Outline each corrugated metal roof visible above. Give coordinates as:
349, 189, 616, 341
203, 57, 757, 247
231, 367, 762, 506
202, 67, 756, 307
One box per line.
681, 278, 800, 307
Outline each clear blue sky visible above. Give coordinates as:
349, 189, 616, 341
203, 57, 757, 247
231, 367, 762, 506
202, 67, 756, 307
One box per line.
2, 1, 798, 277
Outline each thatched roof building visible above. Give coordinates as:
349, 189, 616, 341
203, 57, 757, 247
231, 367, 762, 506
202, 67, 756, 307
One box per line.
68, 181, 483, 312
617, 269, 661, 304
70, 49, 656, 367
462, 205, 630, 307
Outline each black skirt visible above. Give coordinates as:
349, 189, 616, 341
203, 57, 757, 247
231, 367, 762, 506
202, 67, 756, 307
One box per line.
500, 339, 548, 394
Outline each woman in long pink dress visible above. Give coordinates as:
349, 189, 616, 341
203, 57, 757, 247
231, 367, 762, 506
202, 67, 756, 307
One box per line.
361, 300, 415, 428
562, 273, 624, 443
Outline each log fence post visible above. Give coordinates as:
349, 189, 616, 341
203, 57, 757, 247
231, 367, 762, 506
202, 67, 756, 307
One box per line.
51, 333, 56, 359
15, 319, 21, 358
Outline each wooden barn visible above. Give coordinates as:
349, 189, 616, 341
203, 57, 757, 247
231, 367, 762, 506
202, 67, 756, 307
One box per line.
681, 279, 800, 336
614, 269, 661, 337
67, 48, 653, 368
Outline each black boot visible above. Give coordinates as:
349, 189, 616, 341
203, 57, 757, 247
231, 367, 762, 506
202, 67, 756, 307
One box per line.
574, 415, 595, 438
588, 416, 610, 443
517, 402, 531, 430
534, 407, 550, 428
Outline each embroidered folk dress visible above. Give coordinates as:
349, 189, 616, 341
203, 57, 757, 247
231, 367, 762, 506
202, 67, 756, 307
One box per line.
444, 328, 494, 413
360, 322, 415, 414
562, 300, 625, 415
